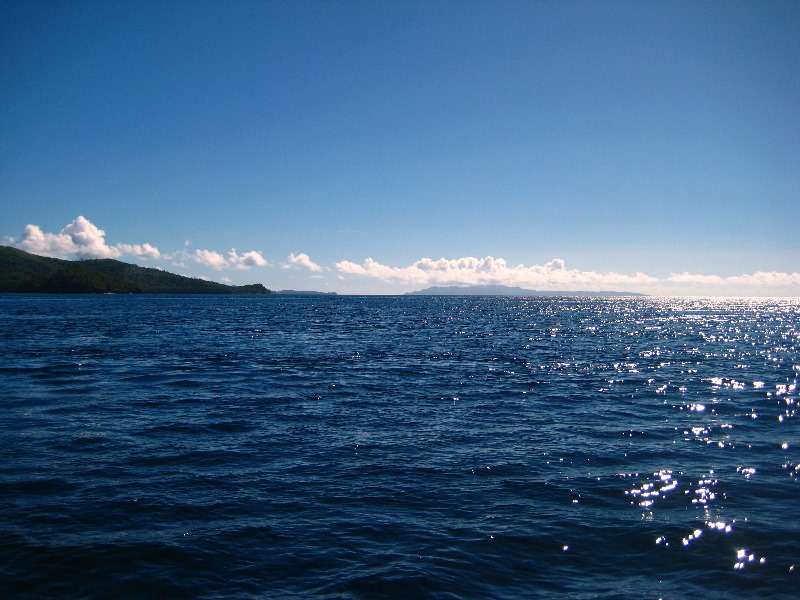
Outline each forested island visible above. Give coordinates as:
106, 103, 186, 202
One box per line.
0, 246, 271, 294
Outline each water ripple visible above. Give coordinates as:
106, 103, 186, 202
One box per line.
1, 295, 798, 598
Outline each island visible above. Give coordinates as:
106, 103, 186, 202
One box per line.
0, 246, 271, 294
274, 290, 337, 295
405, 284, 645, 297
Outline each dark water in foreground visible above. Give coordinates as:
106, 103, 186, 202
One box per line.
1, 294, 798, 599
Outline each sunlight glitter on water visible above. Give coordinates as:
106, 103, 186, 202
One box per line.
735, 548, 767, 570
2, 295, 798, 598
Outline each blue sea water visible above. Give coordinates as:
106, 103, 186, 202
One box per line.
1, 294, 798, 599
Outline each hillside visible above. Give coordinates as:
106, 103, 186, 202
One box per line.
0, 246, 271, 294
405, 284, 645, 297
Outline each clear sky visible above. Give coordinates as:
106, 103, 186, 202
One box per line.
2, 0, 798, 295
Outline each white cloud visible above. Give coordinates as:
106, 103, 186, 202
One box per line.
8, 217, 797, 295
14, 216, 123, 259
117, 242, 162, 260
10, 216, 168, 261
726, 271, 800, 287
192, 249, 229, 270
285, 252, 323, 271
334, 256, 800, 294
12, 223, 79, 258
335, 256, 657, 289
667, 272, 726, 285
62, 216, 123, 259
229, 249, 269, 270
8, 217, 268, 271
185, 248, 270, 271
668, 270, 800, 288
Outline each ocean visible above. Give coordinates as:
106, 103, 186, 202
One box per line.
1, 294, 798, 599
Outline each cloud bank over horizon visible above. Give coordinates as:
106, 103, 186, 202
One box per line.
335, 256, 659, 289
335, 256, 800, 295
3, 217, 798, 295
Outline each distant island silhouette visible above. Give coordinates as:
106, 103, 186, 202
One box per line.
274, 290, 337, 296
0, 246, 271, 294
405, 285, 645, 297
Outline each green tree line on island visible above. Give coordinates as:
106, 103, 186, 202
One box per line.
0, 246, 271, 294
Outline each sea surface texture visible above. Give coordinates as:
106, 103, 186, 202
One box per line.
1, 295, 798, 599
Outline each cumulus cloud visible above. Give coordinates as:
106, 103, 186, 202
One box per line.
229, 249, 269, 270
62, 217, 123, 259
11, 224, 79, 258
9, 216, 169, 261
192, 249, 229, 270
335, 256, 657, 289
187, 248, 269, 270
117, 243, 162, 260
13, 216, 124, 259
726, 271, 800, 286
8, 216, 272, 273
285, 252, 323, 271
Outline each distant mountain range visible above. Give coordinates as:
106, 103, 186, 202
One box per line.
404, 284, 645, 297
0, 246, 271, 294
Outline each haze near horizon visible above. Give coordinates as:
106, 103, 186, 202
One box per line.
2, 1, 798, 296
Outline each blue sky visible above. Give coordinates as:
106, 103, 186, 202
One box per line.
2, 1, 798, 295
